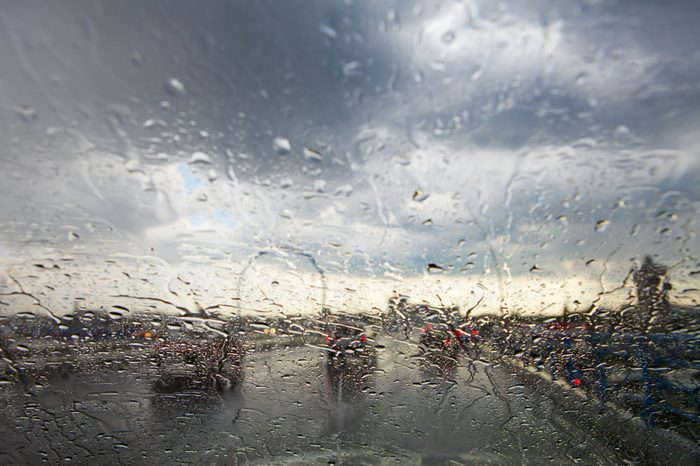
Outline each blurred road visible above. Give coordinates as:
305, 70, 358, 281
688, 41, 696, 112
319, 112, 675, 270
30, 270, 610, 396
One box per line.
0, 338, 686, 465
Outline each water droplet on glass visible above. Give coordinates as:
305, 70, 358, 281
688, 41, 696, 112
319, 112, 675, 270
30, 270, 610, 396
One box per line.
189, 151, 212, 164
303, 147, 323, 162
125, 159, 142, 173
313, 180, 326, 193
273, 137, 291, 155
342, 61, 361, 77
335, 185, 353, 197
14, 105, 38, 122
594, 219, 610, 232
413, 190, 429, 202
164, 77, 186, 96
429, 61, 446, 72
427, 263, 445, 273
319, 24, 337, 39
441, 31, 456, 44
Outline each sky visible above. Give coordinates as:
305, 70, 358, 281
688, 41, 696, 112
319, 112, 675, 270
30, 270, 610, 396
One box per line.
0, 0, 699, 318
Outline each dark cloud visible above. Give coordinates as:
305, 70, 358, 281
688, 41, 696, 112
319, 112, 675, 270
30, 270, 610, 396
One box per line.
1, 0, 698, 310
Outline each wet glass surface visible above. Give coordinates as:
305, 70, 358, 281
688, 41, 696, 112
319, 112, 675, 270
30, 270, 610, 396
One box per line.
1, 0, 699, 464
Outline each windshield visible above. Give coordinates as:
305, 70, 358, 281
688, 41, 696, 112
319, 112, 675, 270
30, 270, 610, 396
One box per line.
1, 1, 699, 464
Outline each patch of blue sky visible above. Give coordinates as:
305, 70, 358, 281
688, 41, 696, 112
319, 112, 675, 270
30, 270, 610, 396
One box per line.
213, 208, 236, 228
177, 163, 201, 194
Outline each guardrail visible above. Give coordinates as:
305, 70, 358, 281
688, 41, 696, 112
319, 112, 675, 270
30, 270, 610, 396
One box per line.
486, 329, 699, 438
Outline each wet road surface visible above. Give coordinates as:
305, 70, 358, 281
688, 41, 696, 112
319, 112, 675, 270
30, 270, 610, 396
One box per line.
0, 338, 652, 464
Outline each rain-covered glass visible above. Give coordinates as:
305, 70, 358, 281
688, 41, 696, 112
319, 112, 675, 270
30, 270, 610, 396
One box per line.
1, 1, 698, 464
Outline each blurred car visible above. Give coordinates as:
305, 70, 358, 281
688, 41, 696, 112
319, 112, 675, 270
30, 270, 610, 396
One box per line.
323, 321, 376, 401
418, 323, 462, 376
152, 333, 244, 393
